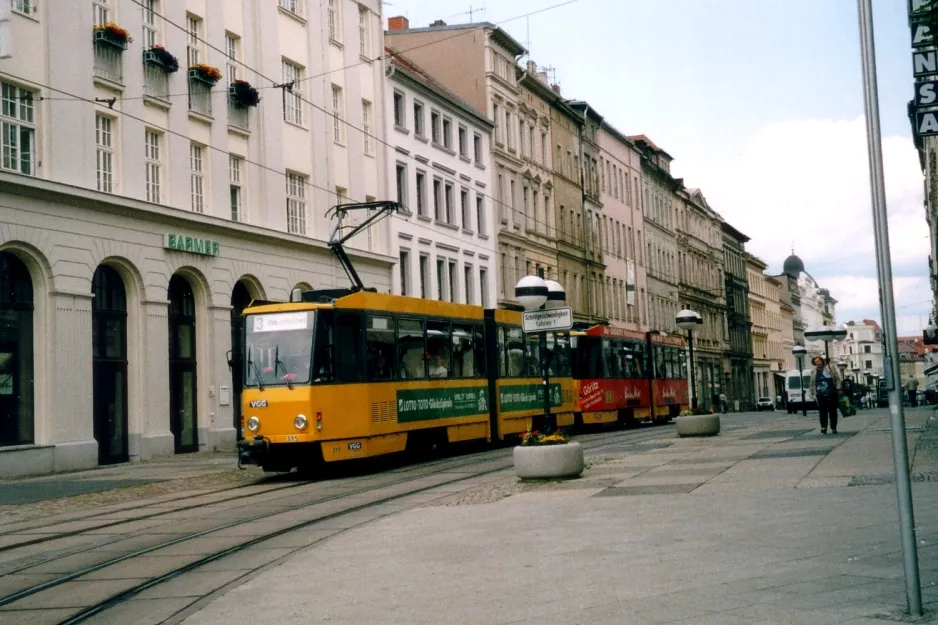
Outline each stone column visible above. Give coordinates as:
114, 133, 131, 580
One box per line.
199, 305, 237, 452
139, 299, 173, 461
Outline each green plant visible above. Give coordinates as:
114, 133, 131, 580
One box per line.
519, 428, 569, 446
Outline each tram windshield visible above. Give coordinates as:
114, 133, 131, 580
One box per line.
244, 311, 315, 387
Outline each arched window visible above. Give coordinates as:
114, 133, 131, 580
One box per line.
0, 252, 34, 445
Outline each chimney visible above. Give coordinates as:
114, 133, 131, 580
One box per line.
527, 60, 537, 74
551, 83, 561, 95
388, 15, 410, 31
430, 19, 447, 27
536, 71, 549, 84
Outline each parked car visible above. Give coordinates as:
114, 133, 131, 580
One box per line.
756, 397, 775, 411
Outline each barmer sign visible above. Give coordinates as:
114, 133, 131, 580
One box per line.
164, 234, 221, 257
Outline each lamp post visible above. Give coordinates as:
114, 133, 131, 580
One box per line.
853, 366, 861, 409
793, 344, 807, 416
804, 325, 848, 365
676, 309, 703, 412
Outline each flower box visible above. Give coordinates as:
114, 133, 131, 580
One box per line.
143, 46, 179, 73
188, 64, 222, 85
93, 22, 131, 49
228, 80, 260, 107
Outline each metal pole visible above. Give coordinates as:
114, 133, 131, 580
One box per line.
799, 359, 807, 417
537, 267, 553, 434
688, 331, 698, 412
856, 0, 922, 614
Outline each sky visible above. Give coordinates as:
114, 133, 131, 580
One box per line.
384, 0, 933, 336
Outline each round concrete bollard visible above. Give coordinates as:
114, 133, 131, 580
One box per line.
675, 414, 721, 437
513, 442, 584, 480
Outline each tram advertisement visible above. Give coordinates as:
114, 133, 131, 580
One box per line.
579, 380, 645, 411
654, 379, 689, 407
499, 383, 562, 412
396, 387, 487, 422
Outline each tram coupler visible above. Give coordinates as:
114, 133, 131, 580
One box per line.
237, 436, 269, 466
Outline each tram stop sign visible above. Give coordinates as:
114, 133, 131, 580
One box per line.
522, 307, 573, 333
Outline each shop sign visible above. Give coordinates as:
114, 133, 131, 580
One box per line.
164, 233, 220, 257
396, 387, 488, 422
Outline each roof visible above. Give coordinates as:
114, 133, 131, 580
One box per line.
387, 49, 493, 129
721, 221, 750, 242
627, 134, 674, 159
567, 100, 604, 125
386, 21, 526, 57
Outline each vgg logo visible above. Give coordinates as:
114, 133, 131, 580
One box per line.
249, 400, 268, 408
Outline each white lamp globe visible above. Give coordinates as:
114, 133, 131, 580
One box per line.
515, 275, 548, 311
675, 309, 702, 332
544, 280, 566, 310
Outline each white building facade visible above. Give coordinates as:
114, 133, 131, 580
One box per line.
0, 0, 392, 476
836, 320, 885, 382
386, 54, 496, 306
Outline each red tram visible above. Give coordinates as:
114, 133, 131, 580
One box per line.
573, 326, 689, 426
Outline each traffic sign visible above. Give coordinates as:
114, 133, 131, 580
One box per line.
522, 307, 573, 332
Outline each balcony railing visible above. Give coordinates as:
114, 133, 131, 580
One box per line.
188, 79, 212, 117
143, 63, 170, 101
93, 41, 123, 84
228, 98, 249, 131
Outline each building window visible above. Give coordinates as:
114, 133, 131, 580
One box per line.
505, 111, 512, 149
186, 14, 202, 67
864, 345, 871, 353
437, 258, 446, 301
448, 260, 457, 302
12, 0, 36, 15
493, 103, 500, 143
190, 143, 205, 213
444, 182, 454, 224
93, 0, 109, 24
464, 265, 473, 304
393, 90, 405, 128
476, 195, 486, 235
458, 126, 467, 157
282, 61, 303, 125
480, 267, 489, 307
442, 117, 452, 149
473, 133, 483, 164
141, 0, 159, 48
0, 252, 35, 446
419, 254, 429, 299
461, 188, 471, 230
286, 173, 307, 235
413, 101, 424, 136
395, 163, 407, 208
229, 155, 243, 222
144, 129, 161, 203
358, 6, 370, 57
331, 84, 344, 143
95, 114, 114, 193
225, 33, 239, 83
399, 250, 409, 296
541, 132, 547, 167
433, 178, 443, 221
415, 171, 427, 216
328, 0, 341, 42
431, 110, 441, 144
362, 99, 373, 155
279, 0, 300, 14
865, 360, 872, 370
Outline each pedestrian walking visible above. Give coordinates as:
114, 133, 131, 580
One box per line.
809, 356, 841, 434
906, 376, 919, 408
719, 392, 727, 414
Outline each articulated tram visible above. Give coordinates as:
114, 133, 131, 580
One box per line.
236, 200, 687, 473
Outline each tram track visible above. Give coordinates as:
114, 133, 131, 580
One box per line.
0, 425, 675, 625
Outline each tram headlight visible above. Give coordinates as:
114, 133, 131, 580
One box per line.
294, 414, 308, 430
246, 416, 260, 432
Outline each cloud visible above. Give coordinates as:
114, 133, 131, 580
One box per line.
676, 116, 929, 279
674, 117, 932, 335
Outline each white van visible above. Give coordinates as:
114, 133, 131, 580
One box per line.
785, 370, 815, 413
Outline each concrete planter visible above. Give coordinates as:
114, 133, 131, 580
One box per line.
675, 414, 721, 437
513, 442, 584, 480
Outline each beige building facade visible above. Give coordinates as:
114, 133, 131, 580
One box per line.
598, 121, 647, 330
385, 19, 540, 306
747, 254, 786, 399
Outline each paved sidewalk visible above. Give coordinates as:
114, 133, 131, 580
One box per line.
182, 409, 938, 625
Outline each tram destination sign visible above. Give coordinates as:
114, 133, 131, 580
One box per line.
522, 307, 573, 333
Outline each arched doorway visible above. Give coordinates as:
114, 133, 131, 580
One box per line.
92, 265, 128, 464
230, 280, 254, 440
0, 252, 34, 446
168, 275, 198, 453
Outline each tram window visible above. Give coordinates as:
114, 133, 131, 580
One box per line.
505, 327, 525, 377
525, 334, 540, 377
553, 334, 572, 377
311, 310, 335, 383
398, 318, 426, 379
654, 347, 667, 379
621, 343, 644, 379
427, 320, 451, 378
473, 324, 486, 377
366, 315, 395, 380
452, 324, 478, 378
602, 339, 619, 378
335, 313, 363, 382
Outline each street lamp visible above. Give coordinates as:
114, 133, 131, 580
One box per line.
793, 344, 807, 416
853, 366, 861, 409
804, 325, 848, 364
676, 309, 703, 412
